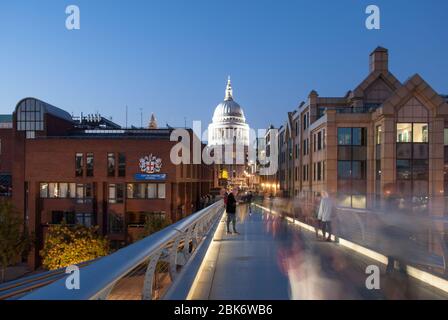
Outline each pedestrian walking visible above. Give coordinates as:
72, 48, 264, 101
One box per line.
313, 193, 322, 239
226, 188, 239, 234
247, 191, 253, 215
317, 191, 334, 242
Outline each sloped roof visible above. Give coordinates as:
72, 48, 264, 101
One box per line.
15, 98, 73, 123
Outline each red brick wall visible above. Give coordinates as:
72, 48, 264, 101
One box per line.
0, 128, 13, 173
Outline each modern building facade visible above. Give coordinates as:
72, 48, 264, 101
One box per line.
276, 47, 448, 215
208, 77, 250, 189
6, 98, 216, 267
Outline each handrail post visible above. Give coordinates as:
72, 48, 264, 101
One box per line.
142, 251, 162, 300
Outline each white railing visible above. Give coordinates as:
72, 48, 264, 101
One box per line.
20, 200, 224, 300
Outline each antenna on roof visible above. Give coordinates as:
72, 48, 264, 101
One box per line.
140, 108, 143, 128
125, 105, 128, 129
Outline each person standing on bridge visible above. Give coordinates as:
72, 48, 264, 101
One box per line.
247, 191, 253, 215
226, 188, 239, 235
317, 191, 334, 242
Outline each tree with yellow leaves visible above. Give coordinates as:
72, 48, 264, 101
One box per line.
40, 224, 109, 270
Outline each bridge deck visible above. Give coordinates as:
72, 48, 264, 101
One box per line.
189, 204, 448, 300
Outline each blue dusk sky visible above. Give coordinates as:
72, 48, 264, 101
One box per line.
0, 0, 447, 131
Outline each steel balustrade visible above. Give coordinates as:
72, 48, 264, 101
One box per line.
20, 200, 224, 300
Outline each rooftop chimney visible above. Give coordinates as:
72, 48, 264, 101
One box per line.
369, 46, 388, 73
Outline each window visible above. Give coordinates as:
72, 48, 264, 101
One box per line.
109, 184, 124, 204
137, 184, 146, 199
127, 183, 134, 199
40, 183, 48, 198
338, 128, 352, 145
158, 184, 166, 199
444, 129, 448, 146
69, 183, 76, 198
396, 123, 429, 200
75, 153, 83, 177
302, 165, 309, 181
323, 129, 326, 149
323, 161, 325, 180
397, 123, 428, 143
51, 211, 93, 226
351, 161, 366, 179
86, 153, 94, 177
338, 128, 366, 146
317, 161, 322, 181
376, 125, 382, 145
118, 153, 126, 177
76, 213, 94, 227
413, 123, 428, 143
396, 123, 412, 142
317, 131, 322, 150
413, 160, 429, 180
107, 153, 115, 177
147, 184, 157, 199
127, 183, 166, 199
59, 183, 68, 198
49, 183, 58, 198
338, 161, 352, 179
16, 99, 44, 133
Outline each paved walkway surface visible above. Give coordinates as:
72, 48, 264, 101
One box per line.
189, 204, 448, 300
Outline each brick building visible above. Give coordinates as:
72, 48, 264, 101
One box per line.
0, 115, 13, 197
276, 47, 448, 215
6, 98, 216, 267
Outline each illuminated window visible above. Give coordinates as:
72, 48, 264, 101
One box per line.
376, 125, 382, 145
413, 123, 428, 143
75, 153, 83, 177
109, 184, 124, 204
396, 123, 412, 142
40, 183, 48, 198
147, 184, 157, 199
86, 153, 94, 177
107, 153, 115, 177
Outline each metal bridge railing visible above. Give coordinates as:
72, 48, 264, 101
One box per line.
19, 200, 224, 300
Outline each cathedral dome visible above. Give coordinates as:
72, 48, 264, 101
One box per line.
212, 77, 246, 123
213, 100, 245, 123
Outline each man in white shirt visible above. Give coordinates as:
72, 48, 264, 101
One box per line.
317, 191, 334, 242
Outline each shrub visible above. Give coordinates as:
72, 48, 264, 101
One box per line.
40, 224, 109, 270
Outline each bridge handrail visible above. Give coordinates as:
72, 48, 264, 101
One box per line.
20, 200, 224, 300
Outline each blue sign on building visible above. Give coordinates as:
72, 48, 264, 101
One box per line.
134, 173, 167, 181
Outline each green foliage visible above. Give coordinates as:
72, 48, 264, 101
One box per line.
40, 224, 109, 270
141, 213, 172, 239
0, 200, 32, 282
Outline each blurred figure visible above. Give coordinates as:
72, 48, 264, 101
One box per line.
317, 191, 334, 242
222, 188, 229, 207
247, 191, 253, 215
226, 187, 239, 234
313, 193, 322, 239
